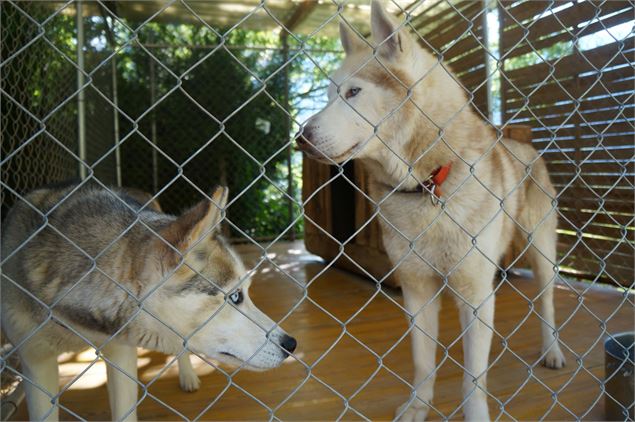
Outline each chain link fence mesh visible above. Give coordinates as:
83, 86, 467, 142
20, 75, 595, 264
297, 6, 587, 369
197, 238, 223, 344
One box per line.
1, 2, 78, 216
1, 0, 633, 421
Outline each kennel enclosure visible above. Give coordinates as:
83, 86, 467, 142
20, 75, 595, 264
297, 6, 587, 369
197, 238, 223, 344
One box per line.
1, 0, 634, 420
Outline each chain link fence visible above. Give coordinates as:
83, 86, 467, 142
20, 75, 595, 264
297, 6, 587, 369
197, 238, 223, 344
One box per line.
2, 2, 78, 215
1, 0, 633, 421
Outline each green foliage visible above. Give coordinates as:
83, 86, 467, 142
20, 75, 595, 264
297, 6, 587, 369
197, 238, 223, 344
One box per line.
504, 41, 573, 71
1, 3, 79, 215
114, 23, 319, 239
2, 8, 344, 239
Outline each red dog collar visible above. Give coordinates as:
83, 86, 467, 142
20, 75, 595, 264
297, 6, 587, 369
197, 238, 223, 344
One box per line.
423, 163, 452, 198
395, 163, 453, 204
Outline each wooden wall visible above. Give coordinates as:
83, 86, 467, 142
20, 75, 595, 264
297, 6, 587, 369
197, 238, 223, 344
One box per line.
499, 0, 634, 286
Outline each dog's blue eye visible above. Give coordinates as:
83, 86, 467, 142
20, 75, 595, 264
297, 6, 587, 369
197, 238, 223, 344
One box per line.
345, 87, 361, 99
229, 290, 243, 305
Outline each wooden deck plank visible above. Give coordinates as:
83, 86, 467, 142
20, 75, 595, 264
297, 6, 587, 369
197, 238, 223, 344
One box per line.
10, 242, 633, 421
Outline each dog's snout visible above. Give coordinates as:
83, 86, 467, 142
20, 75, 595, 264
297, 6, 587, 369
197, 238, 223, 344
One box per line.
280, 334, 297, 356
295, 126, 314, 148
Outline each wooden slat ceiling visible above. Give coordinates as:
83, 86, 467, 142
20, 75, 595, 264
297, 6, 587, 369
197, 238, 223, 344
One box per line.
64, 0, 489, 113
66, 1, 479, 38
72, 1, 375, 35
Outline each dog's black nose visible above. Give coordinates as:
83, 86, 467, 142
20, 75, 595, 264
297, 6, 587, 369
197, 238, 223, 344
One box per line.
280, 334, 297, 355
295, 126, 313, 148
295, 134, 307, 146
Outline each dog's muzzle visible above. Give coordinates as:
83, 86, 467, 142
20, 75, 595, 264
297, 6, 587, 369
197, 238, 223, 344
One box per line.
294, 126, 320, 157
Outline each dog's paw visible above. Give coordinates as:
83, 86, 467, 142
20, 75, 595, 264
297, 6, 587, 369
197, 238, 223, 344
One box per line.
179, 371, 201, 392
463, 397, 490, 422
395, 400, 429, 422
543, 345, 566, 369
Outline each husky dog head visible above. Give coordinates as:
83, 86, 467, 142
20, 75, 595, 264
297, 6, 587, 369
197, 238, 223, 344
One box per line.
297, 0, 470, 177
144, 187, 296, 370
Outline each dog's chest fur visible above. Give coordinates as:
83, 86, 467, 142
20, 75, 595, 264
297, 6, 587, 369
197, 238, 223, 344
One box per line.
365, 145, 528, 281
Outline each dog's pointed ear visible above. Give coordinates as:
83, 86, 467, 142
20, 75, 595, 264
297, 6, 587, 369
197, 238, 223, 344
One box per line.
370, 0, 410, 60
340, 21, 366, 55
161, 186, 228, 254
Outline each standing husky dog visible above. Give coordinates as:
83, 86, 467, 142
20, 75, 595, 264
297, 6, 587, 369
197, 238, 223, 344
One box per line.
297, 2, 565, 420
1, 182, 296, 421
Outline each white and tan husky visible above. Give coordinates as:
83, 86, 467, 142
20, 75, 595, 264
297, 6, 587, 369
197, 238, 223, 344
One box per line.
1, 182, 296, 421
297, 2, 565, 420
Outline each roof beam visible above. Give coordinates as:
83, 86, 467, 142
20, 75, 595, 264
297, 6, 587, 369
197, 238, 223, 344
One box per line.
280, 0, 317, 38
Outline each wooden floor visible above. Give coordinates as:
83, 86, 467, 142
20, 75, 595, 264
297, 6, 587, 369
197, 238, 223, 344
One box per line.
11, 241, 634, 421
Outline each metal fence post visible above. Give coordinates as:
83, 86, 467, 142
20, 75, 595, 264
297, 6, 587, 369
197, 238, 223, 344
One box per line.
149, 35, 159, 194
76, 0, 86, 179
282, 32, 295, 241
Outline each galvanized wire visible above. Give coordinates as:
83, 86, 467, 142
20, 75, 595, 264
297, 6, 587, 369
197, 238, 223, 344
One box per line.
1, 0, 633, 421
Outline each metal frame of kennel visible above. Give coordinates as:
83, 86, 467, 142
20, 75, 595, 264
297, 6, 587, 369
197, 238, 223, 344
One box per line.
1, 0, 633, 421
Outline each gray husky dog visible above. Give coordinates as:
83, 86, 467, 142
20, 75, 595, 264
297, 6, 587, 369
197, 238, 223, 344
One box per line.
298, 1, 565, 420
1, 181, 296, 421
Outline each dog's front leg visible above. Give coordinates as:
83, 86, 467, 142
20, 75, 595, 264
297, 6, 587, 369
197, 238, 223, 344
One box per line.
20, 349, 59, 421
103, 343, 138, 422
456, 283, 495, 422
177, 353, 200, 392
396, 280, 441, 422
